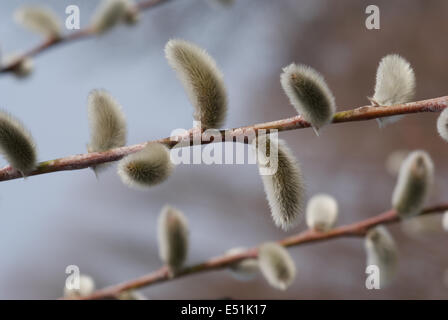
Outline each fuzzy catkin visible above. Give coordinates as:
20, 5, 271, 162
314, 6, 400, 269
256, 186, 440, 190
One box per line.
306, 194, 338, 232
117, 143, 173, 189
158, 205, 189, 271
87, 90, 127, 152
63, 274, 95, 298
372, 54, 416, 127
0, 111, 37, 174
365, 226, 397, 288
258, 242, 296, 290
14, 5, 62, 39
392, 150, 434, 218
91, 0, 130, 34
255, 134, 305, 230
280, 63, 336, 131
227, 247, 259, 281
165, 39, 227, 129
436, 108, 448, 143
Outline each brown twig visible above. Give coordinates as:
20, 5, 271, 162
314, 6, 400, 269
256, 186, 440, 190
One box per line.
0, 95, 446, 182
0, 0, 171, 74
73, 203, 448, 300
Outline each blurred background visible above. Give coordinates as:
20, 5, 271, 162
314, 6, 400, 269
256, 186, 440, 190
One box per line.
0, 0, 447, 299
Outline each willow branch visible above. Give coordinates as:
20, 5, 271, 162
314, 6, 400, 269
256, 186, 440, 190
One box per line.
73, 203, 448, 300
0, 95, 446, 182
0, 0, 171, 74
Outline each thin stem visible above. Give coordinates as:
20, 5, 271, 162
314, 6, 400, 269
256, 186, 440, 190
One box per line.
0, 0, 171, 74
72, 203, 448, 300
0, 95, 446, 182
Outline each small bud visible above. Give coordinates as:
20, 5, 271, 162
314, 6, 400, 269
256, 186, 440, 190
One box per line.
87, 89, 127, 173
91, 0, 130, 34
306, 194, 338, 232
280, 63, 336, 132
365, 226, 397, 287
157, 205, 189, 272
63, 274, 95, 298
258, 242, 296, 290
443, 211, 448, 232
117, 143, 173, 189
436, 108, 448, 143
0, 110, 37, 175
255, 134, 305, 230
371, 54, 415, 127
165, 39, 227, 129
14, 5, 62, 39
226, 247, 259, 281
117, 290, 147, 300
392, 150, 434, 218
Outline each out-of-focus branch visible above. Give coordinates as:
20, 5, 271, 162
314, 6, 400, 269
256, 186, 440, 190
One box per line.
0, 95, 446, 182
0, 0, 171, 74
72, 203, 448, 300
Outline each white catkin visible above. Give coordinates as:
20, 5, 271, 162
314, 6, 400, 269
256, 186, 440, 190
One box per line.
280, 63, 336, 131
392, 150, 434, 218
117, 290, 147, 300
14, 5, 62, 39
87, 89, 127, 172
258, 242, 296, 290
3, 54, 34, 78
365, 226, 397, 288
165, 39, 227, 129
372, 54, 416, 127
443, 211, 448, 232
157, 205, 189, 271
255, 134, 305, 230
0, 110, 37, 174
91, 0, 130, 34
63, 274, 95, 298
226, 247, 259, 281
436, 108, 448, 143
306, 194, 338, 232
117, 142, 174, 189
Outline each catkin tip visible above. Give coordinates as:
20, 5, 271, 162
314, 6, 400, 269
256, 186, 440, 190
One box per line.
87, 89, 127, 173
392, 150, 434, 218
117, 143, 173, 189
280, 63, 336, 130
14, 5, 62, 39
165, 39, 227, 129
306, 194, 338, 232
258, 242, 296, 290
365, 226, 397, 288
157, 205, 189, 271
255, 134, 305, 230
0, 110, 37, 174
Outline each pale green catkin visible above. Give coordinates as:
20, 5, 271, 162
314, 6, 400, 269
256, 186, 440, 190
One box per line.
372, 54, 416, 127
258, 242, 296, 290
392, 150, 434, 218
255, 134, 305, 230
0, 111, 37, 174
91, 0, 131, 34
365, 226, 397, 288
157, 205, 189, 271
117, 142, 173, 189
306, 194, 338, 232
14, 5, 62, 39
280, 63, 336, 131
165, 39, 227, 129
226, 247, 259, 281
